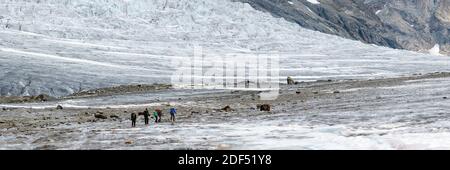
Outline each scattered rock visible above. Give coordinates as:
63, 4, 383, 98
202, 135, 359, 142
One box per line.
125, 140, 133, 144
313, 91, 319, 94
258, 104, 271, 111
191, 111, 199, 114
35, 145, 58, 150
221, 105, 233, 112
287, 76, 295, 85
244, 80, 251, 87
444, 97, 448, 99
33, 94, 52, 102
216, 144, 231, 150
333, 90, 340, 94
316, 80, 330, 83
110, 115, 119, 119
2, 107, 6, 111
231, 90, 240, 94
295, 90, 301, 94
94, 112, 107, 119
56, 105, 63, 110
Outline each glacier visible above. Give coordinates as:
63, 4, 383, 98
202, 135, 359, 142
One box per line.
0, 0, 448, 97
1, 0, 450, 150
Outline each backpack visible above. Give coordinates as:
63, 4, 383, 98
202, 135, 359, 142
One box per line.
170, 108, 176, 114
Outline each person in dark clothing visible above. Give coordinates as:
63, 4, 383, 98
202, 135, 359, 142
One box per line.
143, 108, 150, 125
155, 109, 162, 122
131, 112, 137, 127
169, 107, 177, 123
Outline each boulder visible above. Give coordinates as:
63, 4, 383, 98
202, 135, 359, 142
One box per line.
94, 113, 107, 119
110, 115, 119, 119
33, 94, 52, 102
56, 105, 63, 110
258, 104, 271, 111
221, 105, 233, 112
287, 76, 295, 85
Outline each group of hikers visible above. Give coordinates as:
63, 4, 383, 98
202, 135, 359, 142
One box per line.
130, 107, 177, 127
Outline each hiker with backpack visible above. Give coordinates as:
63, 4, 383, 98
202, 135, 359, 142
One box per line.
131, 112, 137, 127
153, 109, 160, 123
143, 108, 150, 125
155, 109, 162, 122
169, 107, 177, 123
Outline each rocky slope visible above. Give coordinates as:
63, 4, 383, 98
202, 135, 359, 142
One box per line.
239, 0, 450, 55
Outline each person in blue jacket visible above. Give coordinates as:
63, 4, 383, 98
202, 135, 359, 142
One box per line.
169, 107, 177, 123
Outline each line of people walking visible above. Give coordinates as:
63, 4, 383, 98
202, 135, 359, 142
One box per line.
130, 107, 177, 127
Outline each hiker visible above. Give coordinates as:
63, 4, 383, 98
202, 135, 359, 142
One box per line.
143, 108, 150, 125
156, 109, 162, 122
169, 107, 177, 122
153, 110, 159, 123
131, 112, 137, 127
